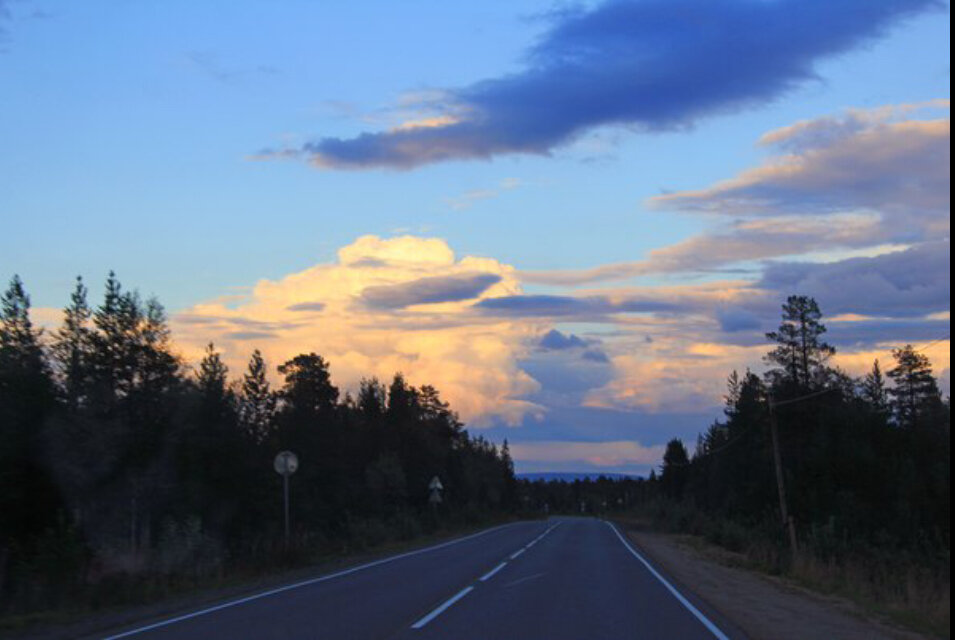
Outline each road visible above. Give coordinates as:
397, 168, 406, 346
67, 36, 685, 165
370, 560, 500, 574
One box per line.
98, 518, 743, 640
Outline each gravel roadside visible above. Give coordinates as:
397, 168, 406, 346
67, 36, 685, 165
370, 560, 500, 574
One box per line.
619, 523, 934, 640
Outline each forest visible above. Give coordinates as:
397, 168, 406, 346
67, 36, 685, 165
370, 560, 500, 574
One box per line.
524, 295, 950, 632
0, 273, 517, 618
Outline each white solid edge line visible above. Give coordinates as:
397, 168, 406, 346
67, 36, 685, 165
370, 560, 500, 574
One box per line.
606, 522, 730, 640
479, 562, 508, 582
102, 522, 520, 640
510, 548, 525, 559
410, 586, 474, 629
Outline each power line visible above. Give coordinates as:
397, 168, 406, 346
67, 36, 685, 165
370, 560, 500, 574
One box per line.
913, 335, 950, 353
769, 333, 950, 409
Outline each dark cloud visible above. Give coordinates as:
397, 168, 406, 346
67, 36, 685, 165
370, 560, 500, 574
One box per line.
286, 301, 326, 312
539, 329, 589, 350
536, 329, 611, 363
716, 307, 762, 332
477, 294, 676, 317
225, 330, 277, 341
359, 273, 502, 309
582, 349, 611, 363
284, 0, 934, 169
759, 242, 950, 318
825, 318, 950, 349
348, 257, 390, 269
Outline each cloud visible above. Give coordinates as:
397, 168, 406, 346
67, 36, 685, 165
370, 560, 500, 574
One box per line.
582, 349, 610, 363
359, 273, 502, 309
653, 105, 950, 235
522, 214, 886, 285
538, 329, 589, 350
716, 307, 762, 333
759, 241, 950, 318
286, 302, 326, 312
585, 341, 768, 413
268, 0, 935, 170
445, 178, 523, 211
225, 330, 278, 341
477, 294, 676, 318
171, 235, 541, 426
523, 103, 950, 286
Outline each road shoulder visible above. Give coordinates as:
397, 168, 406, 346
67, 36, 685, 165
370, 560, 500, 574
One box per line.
4, 519, 529, 640
616, 521, 932, 640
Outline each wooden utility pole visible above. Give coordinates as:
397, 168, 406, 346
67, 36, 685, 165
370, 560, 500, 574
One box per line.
768, 401, 798, 555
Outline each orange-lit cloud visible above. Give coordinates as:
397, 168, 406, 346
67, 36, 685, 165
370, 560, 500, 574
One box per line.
171, 235, 544, 426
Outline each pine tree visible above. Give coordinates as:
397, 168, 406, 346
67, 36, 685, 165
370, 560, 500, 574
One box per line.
52, 276, 93, 410
387, 373, 417, 423
765, 295, 835, 390
0, 275, 58, 551
278, 353, 339, 416
239, 349, 275, 442
196, 342, 228, 401
357, 377, 387, 420
139, 297, 179, 392
860, 359, 889, 418
0, 275, 47, 379
90, 272, 140, 408
887, 346, 942, 429
660, 438, 690, 499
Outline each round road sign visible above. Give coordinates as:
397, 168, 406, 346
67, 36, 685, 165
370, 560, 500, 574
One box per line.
274, 451, 299, 476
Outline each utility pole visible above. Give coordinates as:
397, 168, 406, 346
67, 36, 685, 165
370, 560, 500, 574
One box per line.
768, 400, 798, 555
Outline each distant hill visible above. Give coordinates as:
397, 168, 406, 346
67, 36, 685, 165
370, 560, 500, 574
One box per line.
517, 472, 643, 482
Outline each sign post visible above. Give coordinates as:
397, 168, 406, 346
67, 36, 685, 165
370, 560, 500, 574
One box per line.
273, 451, 299, 548
428, 476, 443, 515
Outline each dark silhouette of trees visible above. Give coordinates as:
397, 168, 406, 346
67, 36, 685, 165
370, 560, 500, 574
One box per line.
239, 349, 276, 444
526, 295, 948, 589
0, 275, 60, 583
660, 439, 689, 499
765, 295, 835, 391
0, 273, 519, 617
887, 345, 943, 429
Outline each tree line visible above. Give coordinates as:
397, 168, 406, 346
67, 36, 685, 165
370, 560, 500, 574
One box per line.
525, 296, 949, 576
662, 296, 949, 557
0, 273, 517, 614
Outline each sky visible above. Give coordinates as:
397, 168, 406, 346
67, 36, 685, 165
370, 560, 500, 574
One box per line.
1, 0, 950, 476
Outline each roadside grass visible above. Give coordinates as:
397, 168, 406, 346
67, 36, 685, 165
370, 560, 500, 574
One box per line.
619, 502, 950, 639
0, 512, 535, 638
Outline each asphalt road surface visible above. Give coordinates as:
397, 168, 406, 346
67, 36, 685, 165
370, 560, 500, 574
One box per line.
99, 518, 743, 640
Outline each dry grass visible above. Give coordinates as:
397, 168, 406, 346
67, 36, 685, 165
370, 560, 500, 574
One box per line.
789, 551, 950, 638
631, 502, 950, 638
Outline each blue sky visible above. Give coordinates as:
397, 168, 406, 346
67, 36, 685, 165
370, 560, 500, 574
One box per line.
1, 0, 950, 474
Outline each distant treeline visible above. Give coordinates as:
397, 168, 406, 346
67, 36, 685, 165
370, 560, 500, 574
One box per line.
522, 295, 950, 632
0, 273, 517, 614
528, 295, 949, 552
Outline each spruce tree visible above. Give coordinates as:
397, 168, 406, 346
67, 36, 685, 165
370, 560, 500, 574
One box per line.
52, 276, 93, 410
887, 346, 942, 428
860, 359, 889, 418
196, 342, 228, 401
239, 349, 275, 442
